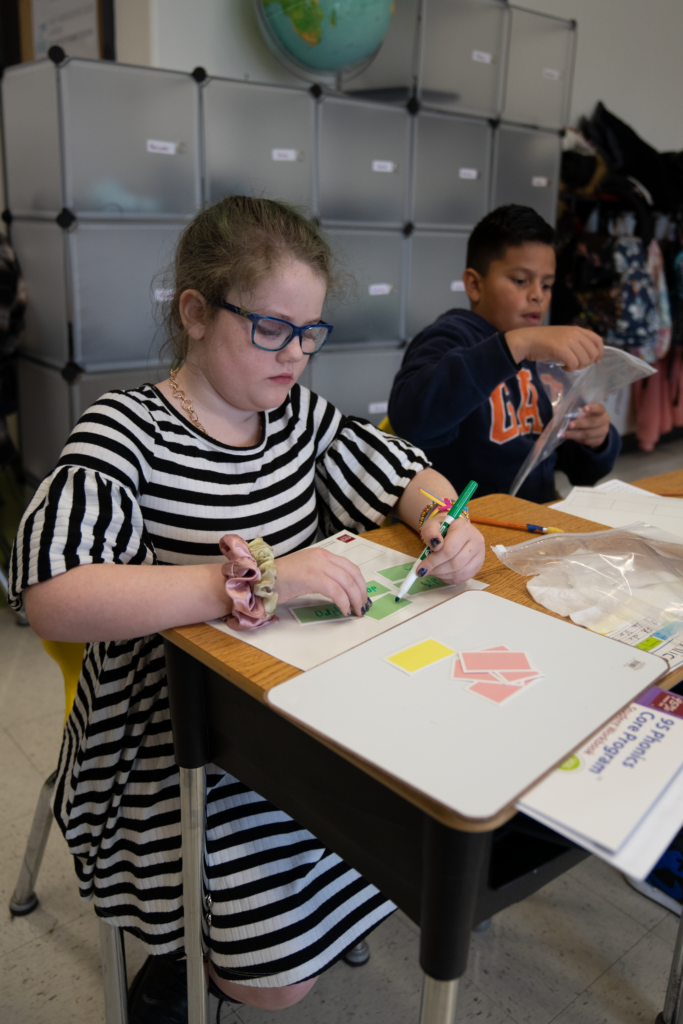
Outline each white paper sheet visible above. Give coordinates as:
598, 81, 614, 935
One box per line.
593, 478, 656, 498
206, 531, 488, 672
551, 487, 683, 538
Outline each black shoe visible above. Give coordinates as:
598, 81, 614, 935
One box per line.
128, 955, 189, 1024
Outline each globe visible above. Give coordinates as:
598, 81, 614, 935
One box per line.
254, 0, 394, 82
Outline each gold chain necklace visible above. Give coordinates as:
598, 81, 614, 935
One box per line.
168, 367, 209, 435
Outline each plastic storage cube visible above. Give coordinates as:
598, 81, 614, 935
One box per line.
68, 221, 186, 370
343, 0, 420, 102
492, 125, 561, 225
2, 60, 62, 217
17, 359, 170, 482
12, 219, 185, 370
318, 98, 410, 226
11, 220, 69, 369
204, 79, 314, 212
406, 232, 469, 339
323, 229, 404, 343
503, 8, 575, 129
2, 57, 201, 218
418, 0, 509, 117
412, 113, 492, 229
309, 344, 405, 425
17, 359, 72, 482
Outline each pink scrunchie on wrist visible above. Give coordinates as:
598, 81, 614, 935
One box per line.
219, 535, 278, 630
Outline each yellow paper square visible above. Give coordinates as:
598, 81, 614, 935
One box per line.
386, 639, 455, 675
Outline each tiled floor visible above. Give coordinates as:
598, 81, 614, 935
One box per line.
1, 443, 682, 1023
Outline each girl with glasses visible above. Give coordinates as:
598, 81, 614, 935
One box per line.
9, 195, 484, 1020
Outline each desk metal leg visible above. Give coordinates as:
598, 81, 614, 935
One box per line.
420, 977, 459, 1024
657, 909, 683, 1024
180, 766, 209, 1024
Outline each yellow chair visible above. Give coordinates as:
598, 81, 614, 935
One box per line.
8, 636, 130, 1022
378, 416, 395, 435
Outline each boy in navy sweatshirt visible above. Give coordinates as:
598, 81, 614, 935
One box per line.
388, 205, 621, 502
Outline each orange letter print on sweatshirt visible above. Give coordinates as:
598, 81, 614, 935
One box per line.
517, 369, 543, 435
489, 372, 543, 444
489, 383, 519, 443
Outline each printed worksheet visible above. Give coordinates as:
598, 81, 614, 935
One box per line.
551, 487, 683, 538
206, 531, 487, 671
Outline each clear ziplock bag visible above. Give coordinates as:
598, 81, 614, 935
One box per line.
509, 347, 656, 497
492, 524, 683, 653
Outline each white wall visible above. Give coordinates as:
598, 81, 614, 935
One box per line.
115, 0, 683, 153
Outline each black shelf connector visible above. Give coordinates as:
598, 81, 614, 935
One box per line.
48, 45, 66, 65
191, 66, 207, 83
56, 208, 76, 229
61, 361, 84, 383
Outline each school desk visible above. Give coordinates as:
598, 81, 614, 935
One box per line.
161, 490, 683, 1024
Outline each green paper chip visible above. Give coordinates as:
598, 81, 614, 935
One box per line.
365, 593, 412, 620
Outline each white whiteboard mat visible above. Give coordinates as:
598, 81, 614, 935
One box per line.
206, 531, 487, 671
267, 591, 668, 820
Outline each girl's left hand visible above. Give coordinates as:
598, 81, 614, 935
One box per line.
417, 516, 485, 584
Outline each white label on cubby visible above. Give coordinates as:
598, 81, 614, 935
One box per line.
272, 148, 298, 161
147, 139, 177, 155
542, 68, 561, 80
154, 288, 174, 302
532, 176, 550, 187
472, 50, 492, 64
372, 160, 396, 173
458, 167, 479, 180
450, 281, 466, 292
369, 401, 388, 415
368, 283, 393, 296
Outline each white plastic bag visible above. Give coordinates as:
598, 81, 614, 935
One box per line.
509, 347, 656, 497
492, 523, 683, 633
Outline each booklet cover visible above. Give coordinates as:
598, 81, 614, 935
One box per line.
518, 687, 683, 852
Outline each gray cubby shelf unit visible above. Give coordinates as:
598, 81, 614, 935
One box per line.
2, 10, 574, 471
491, 123, 563, 226
203, 78, 315, 214
2, 56, 202, 218
10, 216, 185, 372
317, 96, 411, 228
16, 357, 171, 483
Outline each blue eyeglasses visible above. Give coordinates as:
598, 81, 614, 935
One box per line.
217, 300, 333, 354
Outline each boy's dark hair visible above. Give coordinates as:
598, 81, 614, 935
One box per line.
466, 205, 555, 275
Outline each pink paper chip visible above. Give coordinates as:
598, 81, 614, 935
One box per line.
466, 681, 524, 704
452, 659, 499, 683
495, 669, 540, 684
460, 650, 532, 673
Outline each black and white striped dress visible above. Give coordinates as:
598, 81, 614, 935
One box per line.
9, 383, 429, 987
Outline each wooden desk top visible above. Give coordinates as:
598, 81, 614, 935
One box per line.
163, 484, 683, 698
162, 478, 683, 830
161, 492, 610, 702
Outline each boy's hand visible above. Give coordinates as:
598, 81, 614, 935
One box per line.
564, 403, 611, 448
505, 326, 603, 370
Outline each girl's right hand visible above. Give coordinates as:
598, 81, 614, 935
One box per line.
276, 549, 370, 617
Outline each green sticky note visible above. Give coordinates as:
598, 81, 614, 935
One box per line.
377, 562, 414, 583
636, 635, 663, 651
407, 574, 447, 596
365, 593, 412, 620
366, 580, 390, 597
292, 603, 346, 625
